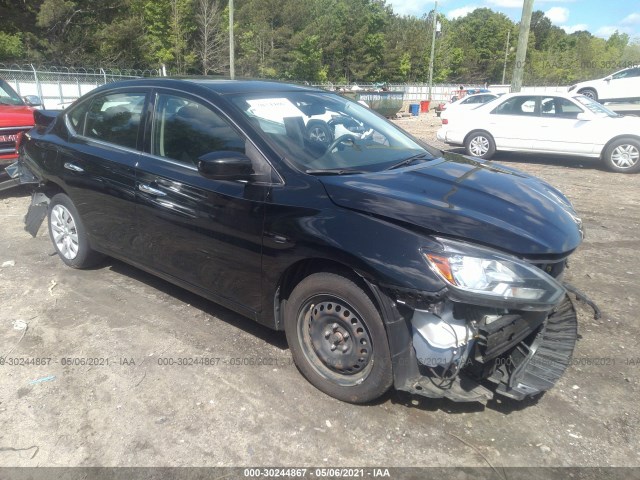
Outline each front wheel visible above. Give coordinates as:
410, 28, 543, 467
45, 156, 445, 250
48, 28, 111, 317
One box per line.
284, 273, 392, 403
603, 138, 640, 173
465, 131, 496, 159
48, 193, 104, 268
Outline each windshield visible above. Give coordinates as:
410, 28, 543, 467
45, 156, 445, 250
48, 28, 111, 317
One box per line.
228, 91, 437, 173
574, 95, 619, 118
0, 80, 25, 106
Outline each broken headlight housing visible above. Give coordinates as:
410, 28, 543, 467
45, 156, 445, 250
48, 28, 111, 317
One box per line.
422, 239, 566, 311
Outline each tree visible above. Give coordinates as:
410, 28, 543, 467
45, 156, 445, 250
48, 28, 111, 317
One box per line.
195, 0, 227, 74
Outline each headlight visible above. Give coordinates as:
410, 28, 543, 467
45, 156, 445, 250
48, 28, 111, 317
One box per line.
568, 85, 577, 92
422, 239, 565, 310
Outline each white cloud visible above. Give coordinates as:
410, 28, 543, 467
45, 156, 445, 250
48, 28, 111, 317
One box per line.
386, 0, 451, 17
560, 24, 588, 34
487, 0, 575, 8
447, 6, 479, 19
621, 13, 640, 25
595, 25, 633, 38
486, 0, 522, 7
545, 7, 569, 24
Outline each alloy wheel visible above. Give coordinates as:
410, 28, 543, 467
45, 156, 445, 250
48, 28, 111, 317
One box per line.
50, 204, 79, 260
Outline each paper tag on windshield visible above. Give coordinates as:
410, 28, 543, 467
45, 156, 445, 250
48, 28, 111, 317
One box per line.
247, 98, 303, 123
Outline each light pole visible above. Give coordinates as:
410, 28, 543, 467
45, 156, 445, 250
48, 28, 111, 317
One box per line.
427, 1, 438, 100
229, 0, 235, 79
502, 29, 510, 85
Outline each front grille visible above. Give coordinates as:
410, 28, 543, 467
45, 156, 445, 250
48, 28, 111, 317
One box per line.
534, 260, 566, 279
0, 127, 30, 155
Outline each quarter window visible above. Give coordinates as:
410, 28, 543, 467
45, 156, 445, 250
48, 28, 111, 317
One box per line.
152, 94, 245, 165
84, 92, 146, 149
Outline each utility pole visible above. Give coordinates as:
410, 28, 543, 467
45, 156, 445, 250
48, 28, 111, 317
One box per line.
427, 1, 438, 100
502, 29, 510, 85
229, 0, 235, 79
511, 0, 534, 92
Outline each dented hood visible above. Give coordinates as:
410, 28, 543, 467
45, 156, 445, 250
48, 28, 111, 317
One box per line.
320, 152, 583, 257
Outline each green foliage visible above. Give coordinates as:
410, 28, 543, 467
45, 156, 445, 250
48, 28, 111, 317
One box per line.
0, 32, 24, 60
2, 0, 639, 84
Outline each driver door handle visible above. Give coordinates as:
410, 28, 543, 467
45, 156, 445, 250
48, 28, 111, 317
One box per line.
64, 162, 84, 172
138, 183, 167, 196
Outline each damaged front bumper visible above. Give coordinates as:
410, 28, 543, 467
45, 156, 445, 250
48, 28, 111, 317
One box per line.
2, 160, 49, 236
370, 284, 579, 404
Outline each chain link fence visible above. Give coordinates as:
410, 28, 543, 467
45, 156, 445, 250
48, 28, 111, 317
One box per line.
0, 64, 161, 109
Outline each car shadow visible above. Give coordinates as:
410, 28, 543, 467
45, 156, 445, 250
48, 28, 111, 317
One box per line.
104, 258, 289, 352
0, 184, 32, 200
446, 147, 605, 172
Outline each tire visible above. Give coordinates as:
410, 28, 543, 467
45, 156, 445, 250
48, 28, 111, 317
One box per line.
578, 88, 598, 101
603, 137, 640, 173
465, 131, 496, 159
284, 272, 393, 403
306, 121, 333, 146
48, 193, 103, 268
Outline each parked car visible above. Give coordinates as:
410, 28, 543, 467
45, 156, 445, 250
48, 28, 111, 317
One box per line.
440, 92, 501, 123
14, 79, 583, 405
568, 65, 640, 102
0, 79, 42, 190
435, 88, 492, 117
437, 92, 640, 173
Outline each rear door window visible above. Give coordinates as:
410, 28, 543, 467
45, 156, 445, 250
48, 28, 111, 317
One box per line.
84, 92, 147, 150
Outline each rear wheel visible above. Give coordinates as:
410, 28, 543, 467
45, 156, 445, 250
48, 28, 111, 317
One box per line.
48, 193, 104, 268
465, 131, 496, 159
578, 88, 598, 101
603, 138, 640, 173
284, 272, 392, 403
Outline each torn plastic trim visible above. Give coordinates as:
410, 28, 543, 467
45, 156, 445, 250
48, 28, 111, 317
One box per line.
24, 191, 50, 237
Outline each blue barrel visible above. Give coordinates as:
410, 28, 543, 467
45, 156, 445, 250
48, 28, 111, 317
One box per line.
409, 103, 420, 116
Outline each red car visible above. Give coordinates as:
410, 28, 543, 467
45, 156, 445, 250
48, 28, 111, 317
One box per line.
0, 78, 40, 189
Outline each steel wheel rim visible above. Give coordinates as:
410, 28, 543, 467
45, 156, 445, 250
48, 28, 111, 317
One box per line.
611, 144, 639, 169
309, 126, 328, 143
469, 135, 490, 156
297, 295, 374, 386
582, 90, 596, 99
50, 204, 79, 260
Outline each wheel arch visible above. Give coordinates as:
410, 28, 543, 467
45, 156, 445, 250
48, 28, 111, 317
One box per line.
274, 257, 379, 330
463, 129, 495, 147
600, 134, 640, 160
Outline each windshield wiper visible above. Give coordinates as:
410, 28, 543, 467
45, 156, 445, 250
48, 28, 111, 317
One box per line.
305, 168, 367, 175
384, 152, 432, 170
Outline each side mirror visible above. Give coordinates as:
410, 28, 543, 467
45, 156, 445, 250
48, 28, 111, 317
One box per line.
23, 95, 43, 107
576, 113, 591, 121
197, 151, 253, 181
604, 76, 612, 82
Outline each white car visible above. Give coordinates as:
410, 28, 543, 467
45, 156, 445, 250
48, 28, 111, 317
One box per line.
568, 65, 640, 102
436, 92, 640, 173
440, 93, 500, 122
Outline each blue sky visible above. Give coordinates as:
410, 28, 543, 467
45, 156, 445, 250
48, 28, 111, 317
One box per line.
386, 0, 640, 41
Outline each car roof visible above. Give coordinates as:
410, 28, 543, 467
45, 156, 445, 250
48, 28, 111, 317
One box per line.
91, 77, 323, 96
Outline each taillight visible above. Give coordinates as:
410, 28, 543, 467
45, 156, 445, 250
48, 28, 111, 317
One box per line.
442, 119, 449, 125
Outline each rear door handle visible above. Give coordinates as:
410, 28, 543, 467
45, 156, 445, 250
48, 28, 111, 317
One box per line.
64, 162, 84, 172
138, 183, 167, 197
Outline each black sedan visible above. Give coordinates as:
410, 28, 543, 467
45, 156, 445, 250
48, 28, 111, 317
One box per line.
13, 78, 584, 405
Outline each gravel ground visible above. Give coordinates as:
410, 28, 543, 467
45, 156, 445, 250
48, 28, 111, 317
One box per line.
0, 114, 638, 469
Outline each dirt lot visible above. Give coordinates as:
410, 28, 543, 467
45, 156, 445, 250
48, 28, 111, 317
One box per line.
0, 114, 639, 469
